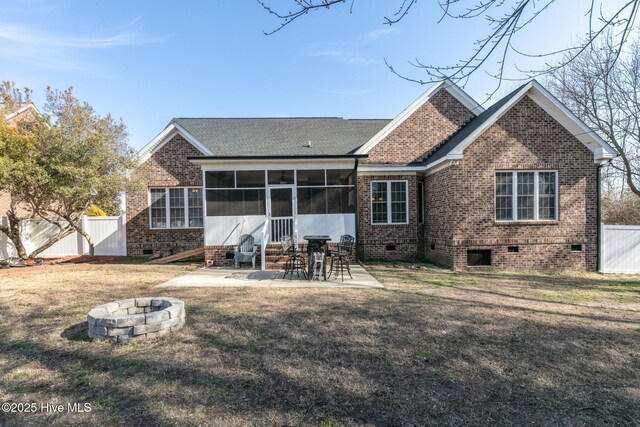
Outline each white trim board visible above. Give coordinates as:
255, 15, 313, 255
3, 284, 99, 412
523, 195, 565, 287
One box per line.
136, 122, 213, 164
355, 79, 484, 155
4, 103, 41, 121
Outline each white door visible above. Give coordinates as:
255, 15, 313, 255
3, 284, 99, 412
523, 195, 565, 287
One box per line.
267, 186, 295, 243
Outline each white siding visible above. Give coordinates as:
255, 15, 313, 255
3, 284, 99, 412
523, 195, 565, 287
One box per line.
296, 214, 356, 242
204, 216, 266, 246
204, 214, 356, 246
601, 224, 640, 274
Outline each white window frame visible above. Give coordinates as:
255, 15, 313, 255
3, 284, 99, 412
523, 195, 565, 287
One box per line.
148, 187, 204, 229
370, 180, 409, 225
495, 170, 559, 222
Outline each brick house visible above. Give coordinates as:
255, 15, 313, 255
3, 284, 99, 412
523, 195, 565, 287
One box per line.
0, 103, 40, 218
127, 79, 616, 271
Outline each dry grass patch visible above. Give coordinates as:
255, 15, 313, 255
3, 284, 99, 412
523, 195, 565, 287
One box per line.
0, 261, 639, 426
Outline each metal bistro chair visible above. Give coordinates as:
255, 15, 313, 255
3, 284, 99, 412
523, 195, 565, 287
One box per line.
281, 235, 307, 280
234, 234, 257, 269
328, 234, 355, 281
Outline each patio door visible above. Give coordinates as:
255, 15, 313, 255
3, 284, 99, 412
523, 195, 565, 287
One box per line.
267, 186, 295, 243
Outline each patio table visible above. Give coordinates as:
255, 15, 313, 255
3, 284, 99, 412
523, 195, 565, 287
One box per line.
303, 235, 331, 280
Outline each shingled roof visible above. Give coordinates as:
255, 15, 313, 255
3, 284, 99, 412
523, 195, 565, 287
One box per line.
172, 117, 390, 157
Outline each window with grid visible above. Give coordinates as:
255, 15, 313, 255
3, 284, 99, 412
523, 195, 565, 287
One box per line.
495, 171, 557, 222
495, 172, 513, 220
538, 172, 556, 220
188, 188, 203, 227
371, 182, 388, 224
371, 181, 408, 224
150, 189, 167, 228
169, 188, 185, 228
149, 187, 204, 229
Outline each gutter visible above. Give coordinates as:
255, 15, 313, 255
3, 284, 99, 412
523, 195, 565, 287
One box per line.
188, 154, 368, 161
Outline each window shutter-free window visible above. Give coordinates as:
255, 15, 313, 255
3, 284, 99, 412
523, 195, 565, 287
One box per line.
150, 189, 167, 228
495, 171, 558, 222
148, 187, 204, 229
371, 181, 408, 224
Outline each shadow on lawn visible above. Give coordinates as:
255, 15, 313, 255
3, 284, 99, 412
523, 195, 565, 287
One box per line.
61, 322, 91, 342
1, 290, 639, 426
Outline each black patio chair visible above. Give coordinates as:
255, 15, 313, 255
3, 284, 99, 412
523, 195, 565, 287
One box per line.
328, 234, 355, 281
281, 235, 307, 280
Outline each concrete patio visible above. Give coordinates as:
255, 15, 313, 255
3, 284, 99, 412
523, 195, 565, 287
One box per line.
155, 264, 383, 289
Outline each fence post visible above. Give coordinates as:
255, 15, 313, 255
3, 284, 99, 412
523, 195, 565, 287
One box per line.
80, 215, 89, 255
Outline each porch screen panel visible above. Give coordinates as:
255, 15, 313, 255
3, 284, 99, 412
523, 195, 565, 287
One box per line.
371, 182, 388, 224
206, 189, 265, 216
150, 189, 167, 228
296, 170, 325, 186
297, 188, 325, 214
236, 170, 265, 188
326, 187, 355, 214
326, 169, 355, 186
205, 171, 234, 188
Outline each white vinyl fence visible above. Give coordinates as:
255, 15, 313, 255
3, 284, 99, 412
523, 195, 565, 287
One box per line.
1, 216, 126, 259
600, 224, 640, 274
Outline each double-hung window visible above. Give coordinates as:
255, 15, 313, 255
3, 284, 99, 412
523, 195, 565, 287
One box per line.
495, 171, 557, 222
149, 187, 203, 229
371, 180, 408, 224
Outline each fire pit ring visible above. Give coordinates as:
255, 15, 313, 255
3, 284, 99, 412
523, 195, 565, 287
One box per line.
87, 297, 185, 343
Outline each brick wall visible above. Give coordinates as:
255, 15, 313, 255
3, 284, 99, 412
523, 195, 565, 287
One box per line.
357, 174, 419, 261
125, 134, 204, 256
445, 95, 598, 271
424, 167, 456, 268
366, 90, 475, 164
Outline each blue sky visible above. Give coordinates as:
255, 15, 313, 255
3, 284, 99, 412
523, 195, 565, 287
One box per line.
0, 0, 619, 150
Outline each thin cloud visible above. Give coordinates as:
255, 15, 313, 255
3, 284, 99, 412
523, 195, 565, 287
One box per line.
0, 19, 168, 72
310, 50, 377, 65
361, 27, 399, 42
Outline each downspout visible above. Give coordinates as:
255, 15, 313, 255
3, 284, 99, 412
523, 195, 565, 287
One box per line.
354, 158, 361, 263
596, 161, 611, 273
597, 163, 602, 273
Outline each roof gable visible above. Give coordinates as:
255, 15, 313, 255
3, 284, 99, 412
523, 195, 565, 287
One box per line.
355, 79, 484, 155
425, 80, 617, 169
136, 122, 213, 165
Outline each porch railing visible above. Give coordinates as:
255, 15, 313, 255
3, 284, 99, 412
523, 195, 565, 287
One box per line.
270, 218, 293, 243
260, 219, 269, 271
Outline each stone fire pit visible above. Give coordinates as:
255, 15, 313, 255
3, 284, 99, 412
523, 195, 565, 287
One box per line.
87, 297, 185, 343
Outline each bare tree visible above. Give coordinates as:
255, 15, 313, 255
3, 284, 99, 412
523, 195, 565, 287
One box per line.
547, 35, 639, 198
257, 0, 640, 96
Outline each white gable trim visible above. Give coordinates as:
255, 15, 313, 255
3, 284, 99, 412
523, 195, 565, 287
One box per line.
136, 122, 213, 164
4, 103, 41, 121
355, 79, 484, 155
426, 80, 617, 169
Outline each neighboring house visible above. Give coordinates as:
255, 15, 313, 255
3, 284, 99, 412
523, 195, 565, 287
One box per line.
127, 79, 616, 271
0, 103, 40, 218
